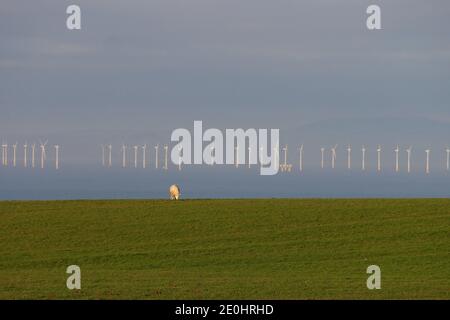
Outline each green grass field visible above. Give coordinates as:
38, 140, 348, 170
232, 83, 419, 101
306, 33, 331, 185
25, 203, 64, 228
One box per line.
0, 199, 449, 299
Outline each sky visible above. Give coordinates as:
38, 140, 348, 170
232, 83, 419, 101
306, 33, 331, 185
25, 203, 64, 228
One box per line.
1, 1, 450, 199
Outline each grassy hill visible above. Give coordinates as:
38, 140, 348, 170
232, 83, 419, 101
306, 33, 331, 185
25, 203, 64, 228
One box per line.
0, 199, 449, 299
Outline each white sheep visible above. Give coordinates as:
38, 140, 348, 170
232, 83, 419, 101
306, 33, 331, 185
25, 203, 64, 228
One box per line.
169, 184, 181, 200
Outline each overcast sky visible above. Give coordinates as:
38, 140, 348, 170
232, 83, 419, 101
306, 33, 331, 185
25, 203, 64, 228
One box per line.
1, 0, 450, 165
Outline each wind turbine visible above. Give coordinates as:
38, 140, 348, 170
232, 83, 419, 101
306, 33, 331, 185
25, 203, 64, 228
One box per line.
331, 145, 337, 169
54, 145, 60, 170
39, 140, 48, 169
394, 145, 399, 172
142, 144, 147, 169
108, 144, 112, 167
299, 145, 304, 172
446, 147, 450, 171
361, 145, 366, 171
31, 143, 36, 168
347, 145, 351, 170
121, 144, 127, 168
248, 146, 252, 169
425, 149, 430, 174
235, 146, 239, 168
406, 146, 412, 173
1, 142, 7, 166
154, 144, 159, 169
12, 142, 17, 167
23, 142, 28, 168
282, 145, 292, 172
320, 147, 325, 169
377, 145, 381, 172
101, 144, 105, 167
133, 145, 138, 168
163, 145, 168, 170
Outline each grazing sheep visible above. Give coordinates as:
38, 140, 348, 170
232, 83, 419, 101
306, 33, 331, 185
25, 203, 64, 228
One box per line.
169, 184, 181, 200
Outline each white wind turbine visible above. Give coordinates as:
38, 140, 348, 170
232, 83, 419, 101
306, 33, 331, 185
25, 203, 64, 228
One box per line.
377, 145, 382, 172
425, 149, 430, 174
121, 144, 127, 168
320, 147, 325, 169
280, 144, 291, 172
54, 145, 60, 170
23, 142, 28, 168
406, 146, 412, 173
394, 145, 400, 172
446, 147, 450, 171
12, 142, 17, 167
248, 146, 251, 169
331, 145, 337, 169
154, 144, 159, 169
39, 140, 48, 169
142, 144, 147, 169
133, 145, 138, 168
361, 145, 366, 171
1, 141, 7, 166
299, 145, 304, 172
347, 145, 351, 170
31, 143, 36, 168
108, 144, 112, 167
163, 145, 168, 170
235, 146, 239, 168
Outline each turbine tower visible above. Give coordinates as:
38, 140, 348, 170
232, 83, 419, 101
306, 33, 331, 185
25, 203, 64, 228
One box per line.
133, 145, 138, 168
39, 140, 48, 169
12, 142, 17, 167
1, 142, 7, 166
163, 145, 168, 170
248, 146, 252, 169
142, 144, 147, 169
31, 143, 36, 168
425, 149, 430, 174
446, 147, 450, 171
235, 146, 239, 168
23, 142, 28, 168
394, 145, 399, 172
54, 145, 60, 170
347, 145, 351, 170
299, 145, 304, 172
154, 144, 159, 169
377, 145, 381, 172
320, 147, 325, 169
331, 145, 337, 169
361, 145, 366, 171
406, 146, 412, 173
121, 144, 127, 168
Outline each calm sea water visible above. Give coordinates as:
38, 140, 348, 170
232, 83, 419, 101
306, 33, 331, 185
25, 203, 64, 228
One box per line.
1, 165, 449, 200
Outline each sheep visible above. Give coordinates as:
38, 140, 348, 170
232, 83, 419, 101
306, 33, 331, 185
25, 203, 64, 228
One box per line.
169, 184, 181, 200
